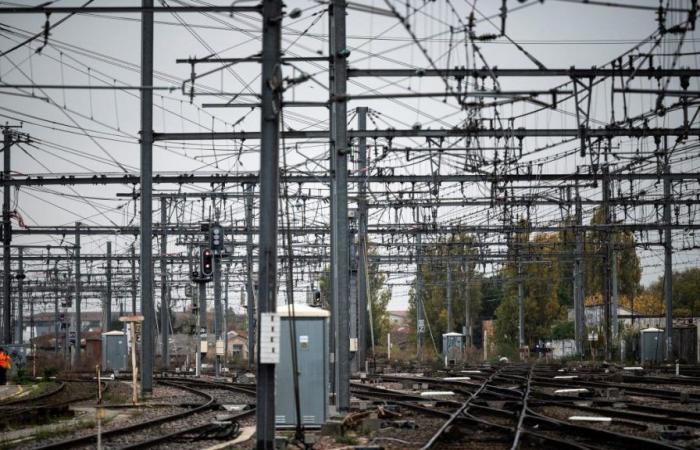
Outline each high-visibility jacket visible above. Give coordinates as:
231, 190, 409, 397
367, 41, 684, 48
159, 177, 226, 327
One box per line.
0, 352, 11, 369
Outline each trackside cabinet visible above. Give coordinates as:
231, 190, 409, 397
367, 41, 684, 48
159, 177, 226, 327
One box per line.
275, 304, 330, 427
640, 327, 665, 363
442, 332, 465, 367
102, 330, 128, 371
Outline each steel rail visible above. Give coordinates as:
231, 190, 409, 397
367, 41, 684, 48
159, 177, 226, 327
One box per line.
419, 368, 502, 449
0, 381, 65, 406
117, 408, 256, 450
351, 377, 593, 449
163, 376, 257, 396
524, 409, 685, 450
510, 366, 533, 450
0, 381, 106, 429
32, 380, 215, 450
530, 400, 700, 428
529, 376, 700, 402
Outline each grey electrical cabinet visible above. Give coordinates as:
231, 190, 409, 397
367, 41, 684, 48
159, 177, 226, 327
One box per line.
442, 332, 465, 367
102, 331, 128, 371
640, 327, 665, 363
275, 304, 329, 428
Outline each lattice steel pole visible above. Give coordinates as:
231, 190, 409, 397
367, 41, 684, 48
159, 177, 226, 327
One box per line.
256, 0, 282, 447
140, 0, 155, 395
329, 0, 350, 411
2, 129, 12, 344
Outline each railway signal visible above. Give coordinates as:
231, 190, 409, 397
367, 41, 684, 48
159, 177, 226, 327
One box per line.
200, 248, 213, 278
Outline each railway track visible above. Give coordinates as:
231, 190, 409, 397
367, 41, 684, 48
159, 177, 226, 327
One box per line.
352, 364, 699, 449
0, 381, 105, 430
28, 378, 255, 450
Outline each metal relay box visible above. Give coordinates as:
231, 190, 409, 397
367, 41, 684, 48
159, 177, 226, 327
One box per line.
442, 332, 465, 367
102, 331, 128, 371
275, 304, 330, 427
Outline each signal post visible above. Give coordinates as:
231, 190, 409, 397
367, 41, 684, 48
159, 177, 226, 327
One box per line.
192, 246, 213, 376
190, 222, 224, 377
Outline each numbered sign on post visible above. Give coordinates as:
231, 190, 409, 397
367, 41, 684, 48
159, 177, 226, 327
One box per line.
259, 313, 280, 364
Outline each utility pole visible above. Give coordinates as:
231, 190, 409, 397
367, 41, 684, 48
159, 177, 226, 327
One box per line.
257, 0, 282, 446
2, 128, 12, 344
53, 269, 59, 353
611, 234, 619, 351
517, 259, 525, 349
416, 233, 423, 361
664, 144, 673, 359
64, 265, 71, 364
574, 184, 585, 355
356, 107, 368, 367
349, 224, 358, 372
160, 198, 169, 368
140, 0, 155, 396
446, 263, 452, 333
14, 247, 23, 344
602, 166, 612, 360
131, 244, 137, 314
199, 266, 207, 355
329, 0, 350, 412
73, 222, 81, 368
245, 184, 255, 369
463, 255, 471, 347
105, 242, 112, 332
224, 265, 229, 365
213, 245, 222, 377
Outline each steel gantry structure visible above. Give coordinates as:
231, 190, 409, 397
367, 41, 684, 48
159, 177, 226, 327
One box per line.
2, 2, 700, 449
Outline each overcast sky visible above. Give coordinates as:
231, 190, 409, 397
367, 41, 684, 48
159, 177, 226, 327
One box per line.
1, 0, 699, 315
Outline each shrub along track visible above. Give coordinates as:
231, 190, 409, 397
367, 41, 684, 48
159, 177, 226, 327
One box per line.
0, 380, 106, 430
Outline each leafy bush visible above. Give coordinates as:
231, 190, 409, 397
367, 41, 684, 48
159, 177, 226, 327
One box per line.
549, 320, 575, 340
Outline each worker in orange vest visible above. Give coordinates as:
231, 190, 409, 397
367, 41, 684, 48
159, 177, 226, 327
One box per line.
0, 347, 11, 385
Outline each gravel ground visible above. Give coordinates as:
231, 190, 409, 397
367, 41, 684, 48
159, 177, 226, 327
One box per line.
0, 381, 102, 431
9, 364, 700, 449
1, 378, 259, 449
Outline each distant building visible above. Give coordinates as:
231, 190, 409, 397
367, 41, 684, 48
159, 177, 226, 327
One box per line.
24, 311, 106, 342
226, 330, 249, 360
567, 305, 700, 330
388, 310, 408, 327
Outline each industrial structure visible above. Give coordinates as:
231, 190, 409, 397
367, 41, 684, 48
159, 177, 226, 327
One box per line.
1, 1, 700, 449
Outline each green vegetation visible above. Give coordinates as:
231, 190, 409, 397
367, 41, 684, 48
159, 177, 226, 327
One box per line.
11, 369, 31, 385
646, 267, 700, 317
319, 247, 392, 349
32, 418, 97, 441
407, 233, 482, 351
335, 434, 359, 445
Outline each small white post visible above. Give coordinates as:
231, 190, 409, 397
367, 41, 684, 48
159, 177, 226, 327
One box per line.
387, 333, 391, 360
130, 324, 138, 404
96, 364, 102, 404
119, 315, 144, 405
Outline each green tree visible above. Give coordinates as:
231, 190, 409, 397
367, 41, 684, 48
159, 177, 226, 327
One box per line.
494, 233, 566, 346
585, 208, 641, 298
317, 247, 391, 348
557, 214, 577, 308
646, 267, 700, 317
407, 233, 483, 352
